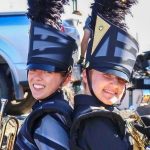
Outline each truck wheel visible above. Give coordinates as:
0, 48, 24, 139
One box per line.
0, 70, 35, 115
6, 90, 36, 115
0, 71, 12, 100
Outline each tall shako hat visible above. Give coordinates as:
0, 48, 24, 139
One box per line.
86, 0, 138, 82
87, 14, 139, 82
27, 0, 77, 73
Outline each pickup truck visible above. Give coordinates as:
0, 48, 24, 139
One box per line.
0, 12, 80, 115
0, 12, 32, 115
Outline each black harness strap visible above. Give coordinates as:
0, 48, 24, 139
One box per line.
16, 99, 72, 149
70, 106, 126, 150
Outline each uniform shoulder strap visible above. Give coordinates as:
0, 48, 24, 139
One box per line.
27, 99, 73, 133
15, 99, 72, 149
70, 106, 125, 150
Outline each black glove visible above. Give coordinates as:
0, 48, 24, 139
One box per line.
134, 115, 150, 139
77, 56, 85, 65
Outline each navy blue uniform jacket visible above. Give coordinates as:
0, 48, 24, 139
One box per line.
71, 95, 132, 150
15, 91, 72, 150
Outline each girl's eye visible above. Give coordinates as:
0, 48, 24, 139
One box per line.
118, 78, 126, 84
29, 69, 36, 73
44, 71, 52, 74
103, 73, 126, 84
103, 74, 112, 79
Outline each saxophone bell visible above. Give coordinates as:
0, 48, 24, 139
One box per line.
126, 107, 150, 150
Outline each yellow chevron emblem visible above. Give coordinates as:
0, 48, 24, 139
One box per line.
91, 16, 110, 54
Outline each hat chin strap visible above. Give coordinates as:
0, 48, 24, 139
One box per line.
85, 69, 126, 107
86, 69, 107, 107
58, 71, 72, 91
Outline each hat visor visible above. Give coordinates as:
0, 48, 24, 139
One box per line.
94, 67, 129, 82
27, 63, 66, 72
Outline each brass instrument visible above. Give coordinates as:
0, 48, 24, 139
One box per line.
119, 109, 150, 150
0, 98, 19, 150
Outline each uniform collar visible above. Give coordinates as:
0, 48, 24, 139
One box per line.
74, 94, 114, 110
32, 90, 64, 110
